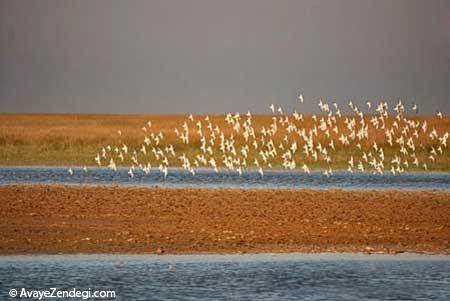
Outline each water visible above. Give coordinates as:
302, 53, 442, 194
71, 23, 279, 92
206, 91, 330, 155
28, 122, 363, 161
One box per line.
2, 169, 449, 300
0, 166, 449, 190
1, 253, 449, 300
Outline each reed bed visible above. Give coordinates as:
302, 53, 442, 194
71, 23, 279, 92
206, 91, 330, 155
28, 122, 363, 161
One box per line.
0, 113, 449, 171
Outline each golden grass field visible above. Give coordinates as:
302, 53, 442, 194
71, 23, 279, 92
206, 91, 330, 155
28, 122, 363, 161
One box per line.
0, 113, 449, 171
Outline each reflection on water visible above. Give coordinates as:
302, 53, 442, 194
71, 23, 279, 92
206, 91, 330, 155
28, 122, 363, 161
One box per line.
1, 253, 450, 300
0, 166, 449, 190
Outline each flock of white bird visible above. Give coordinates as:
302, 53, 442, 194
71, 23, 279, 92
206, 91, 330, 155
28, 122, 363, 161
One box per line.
68, 96, 448, 178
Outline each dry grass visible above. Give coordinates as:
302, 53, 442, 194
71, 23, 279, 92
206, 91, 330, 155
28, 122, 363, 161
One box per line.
0, 113, 449, 171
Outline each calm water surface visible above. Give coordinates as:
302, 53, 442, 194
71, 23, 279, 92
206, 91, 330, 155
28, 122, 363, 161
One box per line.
2, 168, 450, 299
1, 166, 449, 190
1, 253, 450, 300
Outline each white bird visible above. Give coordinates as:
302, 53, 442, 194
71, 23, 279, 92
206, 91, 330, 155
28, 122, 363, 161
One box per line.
68, 168, 73, 176
258, 167, 264, 177
122, 144, 128, 154
108, 158, 117, 171
302, 164, 310, 174
96, 98, 447, 180
277, 106, 283, 115
269, 104, 275, 113
140, 145, 147, 155
348, 156, 354, 169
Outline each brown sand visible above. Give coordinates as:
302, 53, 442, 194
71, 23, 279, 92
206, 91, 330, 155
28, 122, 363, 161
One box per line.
0, 185, 449, 255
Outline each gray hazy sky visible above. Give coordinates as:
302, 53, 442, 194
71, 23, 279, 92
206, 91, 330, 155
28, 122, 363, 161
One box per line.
1, 0, 449, 114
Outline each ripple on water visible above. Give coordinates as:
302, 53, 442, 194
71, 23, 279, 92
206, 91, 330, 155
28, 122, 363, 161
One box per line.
1, 254, 450, 300
0, 166, 449, 190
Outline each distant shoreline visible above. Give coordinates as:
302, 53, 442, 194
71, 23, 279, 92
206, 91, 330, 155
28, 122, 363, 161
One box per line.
1, 185, 449, 255
2, 164, 450, 173
1, 253, 450, 259
1, 113, 449, 171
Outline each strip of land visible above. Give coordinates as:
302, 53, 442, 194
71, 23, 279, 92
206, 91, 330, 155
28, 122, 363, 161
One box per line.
0, 185, 449, 255
0, 113, 449, 170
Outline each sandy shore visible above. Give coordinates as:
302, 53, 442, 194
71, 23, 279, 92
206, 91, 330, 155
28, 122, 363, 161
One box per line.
0, 185, 449, 255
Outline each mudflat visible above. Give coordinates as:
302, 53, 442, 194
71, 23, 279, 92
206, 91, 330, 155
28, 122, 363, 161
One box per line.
0, 185, 449, 255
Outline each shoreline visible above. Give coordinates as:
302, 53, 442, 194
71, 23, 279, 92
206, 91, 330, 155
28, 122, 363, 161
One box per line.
3, 165, 450, 173
1, 185, 449, 255
1, 113, 449, 171
2, 252, 450, 259
1, 184, 449, 194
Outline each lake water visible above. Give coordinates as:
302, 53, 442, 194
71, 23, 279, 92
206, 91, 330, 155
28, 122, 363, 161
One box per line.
1, 166, 450, 190
2, 168, 449, 300
1, 253, 450, 300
